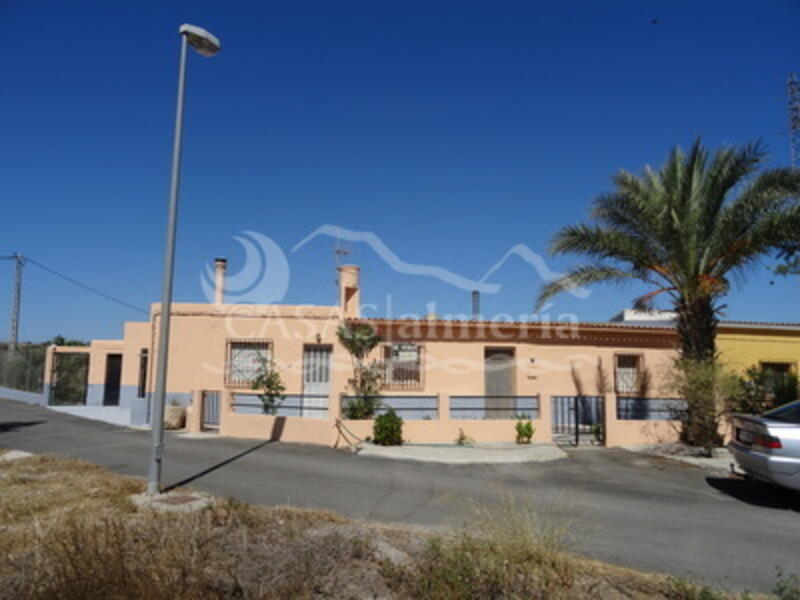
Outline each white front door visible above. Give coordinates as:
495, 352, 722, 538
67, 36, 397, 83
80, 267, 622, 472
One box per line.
302, 345, 331, 418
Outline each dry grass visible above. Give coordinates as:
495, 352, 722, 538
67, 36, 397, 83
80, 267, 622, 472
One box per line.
382, 492, 731, 600
0, 453, 775, 600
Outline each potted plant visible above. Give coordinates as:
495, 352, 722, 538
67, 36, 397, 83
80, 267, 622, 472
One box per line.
515, 416, 535, 444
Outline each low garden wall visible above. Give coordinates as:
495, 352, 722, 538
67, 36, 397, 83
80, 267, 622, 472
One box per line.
189, 391, 547, 446
604, 396, 684, 447
0, 385, 48, 406
187, 391, 696, 448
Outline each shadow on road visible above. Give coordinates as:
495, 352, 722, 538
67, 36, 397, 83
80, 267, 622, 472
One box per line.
163, 440, 274, 492
706, 476, 800, 511
0, 420, 45, 434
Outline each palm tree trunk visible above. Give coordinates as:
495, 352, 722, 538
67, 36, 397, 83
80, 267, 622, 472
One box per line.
675, 296, 717, 362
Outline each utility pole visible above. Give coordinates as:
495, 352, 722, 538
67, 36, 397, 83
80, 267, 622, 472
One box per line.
10, 253, 23, 353
2, 253, 23, 354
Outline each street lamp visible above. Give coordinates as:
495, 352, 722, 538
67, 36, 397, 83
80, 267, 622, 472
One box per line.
147, 24, 221, 496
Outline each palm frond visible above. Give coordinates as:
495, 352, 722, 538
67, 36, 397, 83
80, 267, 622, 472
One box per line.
535, 264, 638, 310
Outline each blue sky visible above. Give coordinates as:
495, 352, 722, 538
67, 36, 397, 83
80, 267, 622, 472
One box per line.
2, 0, 799, 342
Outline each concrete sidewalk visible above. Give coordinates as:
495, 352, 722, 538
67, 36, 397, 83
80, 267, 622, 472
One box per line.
356, 442, 566, 464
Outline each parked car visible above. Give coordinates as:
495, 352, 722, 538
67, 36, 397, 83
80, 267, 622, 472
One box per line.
729, 400, 800, 492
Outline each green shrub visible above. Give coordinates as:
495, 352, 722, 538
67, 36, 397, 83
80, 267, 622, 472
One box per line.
342, 363, 383, 419
343, 394, 382, 420
373, 409, 403, 446
515, 418, 534, 444
774, 570, 800, 600
665, 577, 730, 600
667, 359, 738, 456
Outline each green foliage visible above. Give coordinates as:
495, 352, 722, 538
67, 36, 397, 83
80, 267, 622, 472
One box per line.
336, 322, 381, 361
251, 358, 285, 415
668, 359, 739, 455
343, 396, 381, 420
0, 336, 87, 396
337, 322, 383, 418
774, 255, 800, 277
774, 241, 800, 278
342, 361, 383, 419
665, 577, 730, 600
536, 139, 800, 362
0, 344, 46, 393
591, 423, 603, 443
729, 365, 799, 415
514, 418, 535, 444
774, 569, 800, 600
455, 429, 474, 446
373, 409, 403, 446
772, 371, 799, 406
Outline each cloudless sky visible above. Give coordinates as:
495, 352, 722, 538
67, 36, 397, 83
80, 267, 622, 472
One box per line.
2, 0, 799, 342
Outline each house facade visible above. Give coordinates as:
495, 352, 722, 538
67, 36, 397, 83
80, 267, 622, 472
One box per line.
34, 260, 800, 447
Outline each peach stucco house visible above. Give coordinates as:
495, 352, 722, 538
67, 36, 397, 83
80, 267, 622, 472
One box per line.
32, 260, 800, 447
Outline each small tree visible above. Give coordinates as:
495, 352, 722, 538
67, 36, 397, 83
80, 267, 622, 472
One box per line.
252, 357, 286, 415
667, 359, 738, 456
337, 322, 383, 419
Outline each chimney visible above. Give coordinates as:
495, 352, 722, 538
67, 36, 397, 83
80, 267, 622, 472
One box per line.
471, 290, 480, 319
214, 257, 227, 305
338, 265, 360, 318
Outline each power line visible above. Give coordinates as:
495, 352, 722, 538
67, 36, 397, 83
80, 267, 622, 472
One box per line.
23, 255, 149, 315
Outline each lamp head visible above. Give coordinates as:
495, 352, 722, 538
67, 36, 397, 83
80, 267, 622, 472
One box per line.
179, 24, 221, 57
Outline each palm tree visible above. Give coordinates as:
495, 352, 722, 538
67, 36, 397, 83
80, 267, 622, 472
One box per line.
536, 139, 800, 361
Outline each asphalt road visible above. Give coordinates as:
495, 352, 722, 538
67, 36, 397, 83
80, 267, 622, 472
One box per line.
2, 399, 799, 593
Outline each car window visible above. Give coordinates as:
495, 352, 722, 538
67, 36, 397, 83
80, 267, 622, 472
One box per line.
763, 401, 800, 424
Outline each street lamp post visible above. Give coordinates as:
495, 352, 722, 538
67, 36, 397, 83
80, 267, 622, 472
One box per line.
147, 24, 221, 496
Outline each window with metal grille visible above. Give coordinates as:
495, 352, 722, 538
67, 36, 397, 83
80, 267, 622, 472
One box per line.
615, 354, 640, 394
382, 343, 422, 390
226, 340, 271, 387
137, 349, 148, 398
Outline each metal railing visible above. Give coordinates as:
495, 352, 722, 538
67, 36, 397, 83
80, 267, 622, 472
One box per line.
617, 397, 686, 421
231, 393, 329, 418
201, 390, 220, 429
449, 395, 539, 420
341, 395, 438, 419
0, 344, 46, 393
